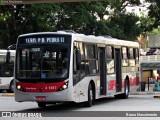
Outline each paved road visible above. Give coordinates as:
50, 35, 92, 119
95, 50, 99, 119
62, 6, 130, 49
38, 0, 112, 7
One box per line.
1, 94, 160, 111
0, 94, 160, 120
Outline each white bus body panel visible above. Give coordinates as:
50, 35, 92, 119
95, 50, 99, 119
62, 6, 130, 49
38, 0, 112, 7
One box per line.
0, 50, 15, 90
0, 77, 13, 90
73, 76, 94, 103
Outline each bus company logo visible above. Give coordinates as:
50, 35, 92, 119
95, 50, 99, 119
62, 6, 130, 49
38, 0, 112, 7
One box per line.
2, 112, 12, 117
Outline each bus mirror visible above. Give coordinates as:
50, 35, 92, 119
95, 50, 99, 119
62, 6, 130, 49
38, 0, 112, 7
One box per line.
7, 44, 16, 50
6, 50, 10, 63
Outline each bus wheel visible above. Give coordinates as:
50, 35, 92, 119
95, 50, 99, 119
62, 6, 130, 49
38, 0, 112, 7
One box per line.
7, 80, 14, 93
37, 102, 46, 108
122, 80, 129, 99
84, 84, 94, 107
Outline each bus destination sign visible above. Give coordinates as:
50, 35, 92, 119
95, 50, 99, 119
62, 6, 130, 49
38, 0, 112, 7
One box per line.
25, 37, 65, 44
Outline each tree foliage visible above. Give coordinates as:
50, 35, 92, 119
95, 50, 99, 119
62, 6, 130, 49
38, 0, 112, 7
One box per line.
145, 0, 160, 31
0, 4, 59, 48
55, 0, 141, 40
0, 0, 143, 48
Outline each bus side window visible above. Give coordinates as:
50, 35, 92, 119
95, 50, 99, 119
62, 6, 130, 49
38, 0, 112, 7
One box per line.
122, 47, 127, 59
106, 46, 112, 59
136, 48, 139, 63
129, 48, 133, 59
74, 42, 86, 73
127, 47, 130, 59
73, 43, 81, 71
122, 47, 129, 67
133, 48, 139, 64
84, 43, 97, 75
73, 42, 84, 86
106, 46, 115, 74
128, 47, 136, 66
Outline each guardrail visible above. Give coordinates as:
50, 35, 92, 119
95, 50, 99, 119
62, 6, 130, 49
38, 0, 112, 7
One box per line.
140, 55, 160, 62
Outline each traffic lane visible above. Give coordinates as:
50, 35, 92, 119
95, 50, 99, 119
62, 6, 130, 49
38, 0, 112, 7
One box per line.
0, 97, 116, 112
20, 95, 160, 112
1, 95, 160, 112
1, 95, 160, 119
0, 96, 37, 111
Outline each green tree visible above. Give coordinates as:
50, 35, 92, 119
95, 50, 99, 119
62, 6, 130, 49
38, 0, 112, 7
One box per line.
145, 0, 160, 30
54, 2, 104, 34
0, 0, 143, 48
55, 0, 141, 40
0, 4, 59, 48
138, 14, 155, 33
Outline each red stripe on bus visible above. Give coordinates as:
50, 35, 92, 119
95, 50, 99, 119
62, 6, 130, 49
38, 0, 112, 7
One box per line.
109, 80, 116, 90
109, 77, 138, 90
129, 77, 137, 86
18, 81, 65, 92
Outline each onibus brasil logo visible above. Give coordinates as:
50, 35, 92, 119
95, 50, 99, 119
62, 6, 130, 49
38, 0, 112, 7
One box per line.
2, 112, 42, 117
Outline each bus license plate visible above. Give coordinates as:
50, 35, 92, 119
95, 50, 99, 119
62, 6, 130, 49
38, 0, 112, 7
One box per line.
36, 96, 46, 101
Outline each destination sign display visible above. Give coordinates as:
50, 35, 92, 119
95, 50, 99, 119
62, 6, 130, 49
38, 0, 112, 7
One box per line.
18, 35, 71, 45
25, 37, 65, 44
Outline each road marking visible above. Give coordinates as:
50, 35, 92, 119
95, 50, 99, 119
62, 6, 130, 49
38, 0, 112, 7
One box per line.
1, 93, 14, 97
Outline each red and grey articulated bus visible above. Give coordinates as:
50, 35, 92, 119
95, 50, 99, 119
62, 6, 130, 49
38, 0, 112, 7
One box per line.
14, 31, 140, 107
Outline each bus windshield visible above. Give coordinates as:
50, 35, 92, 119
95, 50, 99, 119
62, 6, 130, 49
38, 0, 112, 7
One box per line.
17, 46, 70, 80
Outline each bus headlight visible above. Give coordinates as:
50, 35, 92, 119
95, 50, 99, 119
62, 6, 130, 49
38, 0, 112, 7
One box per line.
16, 83, 25, 92
57, 81, 68, 91
17, 85, 21, 90
62, 84, 67, 89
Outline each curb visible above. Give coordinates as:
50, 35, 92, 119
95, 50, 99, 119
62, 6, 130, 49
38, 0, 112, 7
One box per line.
1, 93, 14, 97
154, 96, 160, 99
130, 92, 160, 95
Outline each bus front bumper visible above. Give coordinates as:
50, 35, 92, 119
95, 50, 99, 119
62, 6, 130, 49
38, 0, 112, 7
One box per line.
15, 87, 73, 103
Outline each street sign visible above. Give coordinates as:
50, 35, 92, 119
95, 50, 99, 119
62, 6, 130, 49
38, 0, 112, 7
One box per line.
1, 0, 103, 5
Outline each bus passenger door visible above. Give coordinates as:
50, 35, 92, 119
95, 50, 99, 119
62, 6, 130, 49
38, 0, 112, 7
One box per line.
115, 48, 122, 92
98, 47, 107, 95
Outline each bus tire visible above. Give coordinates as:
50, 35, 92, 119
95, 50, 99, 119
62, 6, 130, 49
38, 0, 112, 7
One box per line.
122, 80, 129, 99
8, 80, 14, 93
37, 102, 46, 108
84, 84, 94, 107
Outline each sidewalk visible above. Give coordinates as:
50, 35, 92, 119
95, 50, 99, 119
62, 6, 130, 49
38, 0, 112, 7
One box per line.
130, 91, 160, 95
1, 93, 14, 96
130, 83, 160, 95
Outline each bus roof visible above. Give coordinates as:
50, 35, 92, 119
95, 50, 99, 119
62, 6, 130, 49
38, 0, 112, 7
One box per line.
18, 31, 139, 48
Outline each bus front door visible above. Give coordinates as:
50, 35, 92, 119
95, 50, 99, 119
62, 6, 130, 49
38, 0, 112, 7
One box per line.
99, 47, 106, 95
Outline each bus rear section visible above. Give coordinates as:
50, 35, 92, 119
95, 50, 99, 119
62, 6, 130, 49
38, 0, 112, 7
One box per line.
0, 50, 15, 93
